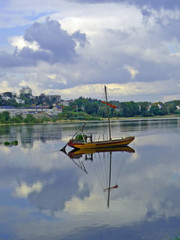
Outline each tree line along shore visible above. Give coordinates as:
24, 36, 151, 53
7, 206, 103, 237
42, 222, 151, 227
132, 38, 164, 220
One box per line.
0, 97, 180, 124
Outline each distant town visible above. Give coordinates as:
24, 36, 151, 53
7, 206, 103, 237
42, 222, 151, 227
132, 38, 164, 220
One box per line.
0, 86, 69, 118
0, 86, 180, 124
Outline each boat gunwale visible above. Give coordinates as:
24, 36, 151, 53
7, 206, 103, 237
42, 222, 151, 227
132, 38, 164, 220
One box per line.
68, 136, 135, 149
70, 136, 135, 144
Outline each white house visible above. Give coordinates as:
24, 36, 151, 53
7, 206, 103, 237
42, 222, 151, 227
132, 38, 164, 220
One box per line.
0, 106, 62, 117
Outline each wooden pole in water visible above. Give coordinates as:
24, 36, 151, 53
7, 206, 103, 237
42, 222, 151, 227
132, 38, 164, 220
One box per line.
104, 85, 112, 140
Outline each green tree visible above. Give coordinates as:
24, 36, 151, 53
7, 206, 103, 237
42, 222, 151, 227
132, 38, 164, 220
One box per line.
119, 101, 139, 117
11, 115, 23, 123
0, 111, 11, 123
149, 105, 160, 116
139, 102, 151, 117
165, 101, 177, 114
86, 102, 99, 115
0, 96, 2, 106
23, 114, 35, 123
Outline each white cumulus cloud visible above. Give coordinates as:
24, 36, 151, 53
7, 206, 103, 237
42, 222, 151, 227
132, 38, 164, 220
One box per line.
14, 181, 43, 198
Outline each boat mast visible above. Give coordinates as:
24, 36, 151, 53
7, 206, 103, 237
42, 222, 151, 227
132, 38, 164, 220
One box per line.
104, 85, 112, 140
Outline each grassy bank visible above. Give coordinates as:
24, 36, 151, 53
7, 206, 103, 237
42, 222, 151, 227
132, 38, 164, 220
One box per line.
111, 114, 180, 120
0, 114, 179, 127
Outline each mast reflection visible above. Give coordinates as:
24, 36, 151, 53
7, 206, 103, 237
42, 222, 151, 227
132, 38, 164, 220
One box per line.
65, 146, 135, 208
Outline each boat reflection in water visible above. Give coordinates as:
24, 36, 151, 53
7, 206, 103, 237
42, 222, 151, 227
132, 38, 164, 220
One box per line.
65, 146, 135, 208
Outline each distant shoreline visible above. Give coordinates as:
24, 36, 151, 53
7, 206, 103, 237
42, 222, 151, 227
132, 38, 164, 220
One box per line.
111, 115, 180, 121
0, 115, 179, 127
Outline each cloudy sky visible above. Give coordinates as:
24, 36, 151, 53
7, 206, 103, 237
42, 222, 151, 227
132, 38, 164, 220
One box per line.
0, 0, 180, 102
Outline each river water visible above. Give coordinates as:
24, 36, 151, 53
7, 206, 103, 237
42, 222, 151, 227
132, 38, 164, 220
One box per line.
0, 119, 180, 240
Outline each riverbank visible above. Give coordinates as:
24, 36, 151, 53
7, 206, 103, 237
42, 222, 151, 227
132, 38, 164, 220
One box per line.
0, 114, 179, 127
111, 114, 180, 121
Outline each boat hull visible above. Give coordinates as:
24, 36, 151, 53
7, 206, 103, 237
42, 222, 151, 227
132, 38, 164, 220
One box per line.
67, 136, 135, 149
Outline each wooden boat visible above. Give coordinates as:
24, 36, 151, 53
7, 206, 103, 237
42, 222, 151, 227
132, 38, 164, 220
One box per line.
62, 86, 135, 151
67, 136, 135, 149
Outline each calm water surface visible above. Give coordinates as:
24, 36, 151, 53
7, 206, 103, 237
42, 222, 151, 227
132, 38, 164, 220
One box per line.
0, 119, 180, 240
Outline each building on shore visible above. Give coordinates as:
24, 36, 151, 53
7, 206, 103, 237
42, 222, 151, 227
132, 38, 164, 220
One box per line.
0, 106, 62, 117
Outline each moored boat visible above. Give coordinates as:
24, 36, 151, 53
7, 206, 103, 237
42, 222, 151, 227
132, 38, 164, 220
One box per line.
67, 135, 135, 149
61, 85, 135, 151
